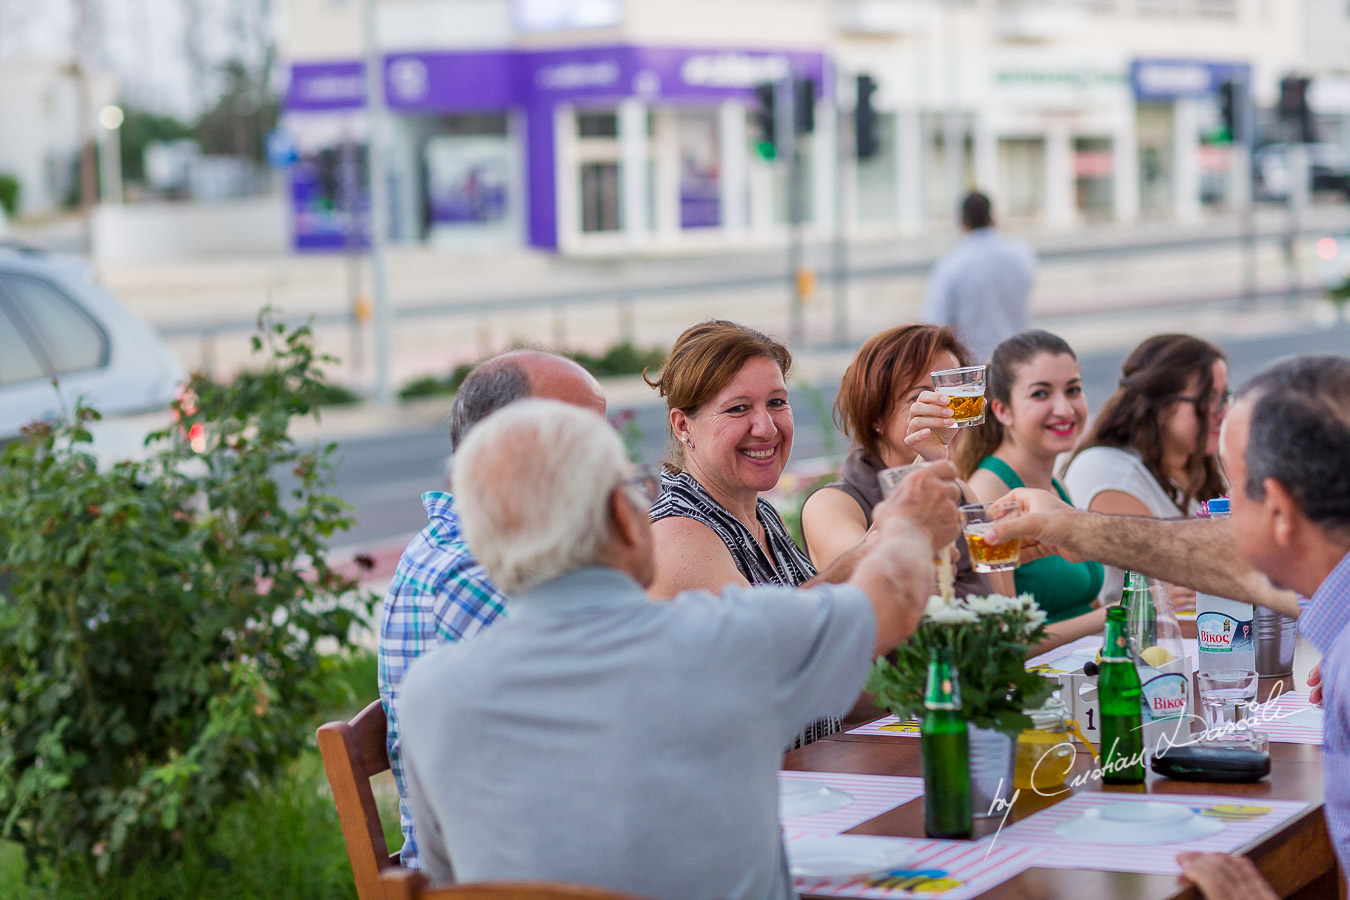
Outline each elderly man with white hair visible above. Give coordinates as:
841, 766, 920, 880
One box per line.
398, 398, 962, 899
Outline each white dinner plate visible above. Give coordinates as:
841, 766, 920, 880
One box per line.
1053, 801, 1225, 845
787, 835, 916, 882
1044, 647, 1097, 673
779, 776, 853, 817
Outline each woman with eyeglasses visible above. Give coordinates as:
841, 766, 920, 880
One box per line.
1062, 333, 1230, 607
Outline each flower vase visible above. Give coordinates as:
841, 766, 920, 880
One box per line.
968, 723, 1016, 817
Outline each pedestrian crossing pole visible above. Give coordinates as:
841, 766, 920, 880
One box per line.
363, 0, 394, 406
781, 76, 806, 347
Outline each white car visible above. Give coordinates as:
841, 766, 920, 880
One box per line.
0, 242, 186, 460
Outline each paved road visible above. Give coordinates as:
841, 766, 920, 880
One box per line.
321, 314, 1350, 553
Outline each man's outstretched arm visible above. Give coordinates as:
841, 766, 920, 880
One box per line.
984, 488, 1301, 617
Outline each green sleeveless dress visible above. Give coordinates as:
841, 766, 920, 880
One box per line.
976, 456, 1104, 624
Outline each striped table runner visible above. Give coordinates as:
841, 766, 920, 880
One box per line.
781, 770, 924, 836
989, 792, 1309, 874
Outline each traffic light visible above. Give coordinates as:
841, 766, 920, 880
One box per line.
795, 78, 816, 135
1279, 76, 1317, 144
752, 82, 778, 161
1218, 79, 1237, 145
855, 73, 879, 160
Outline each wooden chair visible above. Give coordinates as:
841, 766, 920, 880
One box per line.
381, 868, 652, 900
317, 699, 403, 900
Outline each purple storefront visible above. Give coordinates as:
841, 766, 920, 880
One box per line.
283, 45, 828, 254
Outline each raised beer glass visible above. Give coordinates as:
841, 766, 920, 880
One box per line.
931, 364, 987, 428
960, 500, 1022, 573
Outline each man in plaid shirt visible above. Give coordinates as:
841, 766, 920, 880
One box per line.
378, 350, 606, 868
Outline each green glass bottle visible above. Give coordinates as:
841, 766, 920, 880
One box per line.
921, 646, 972, 838
1122, 570, 1157, 651
1099, 606, 1146, 784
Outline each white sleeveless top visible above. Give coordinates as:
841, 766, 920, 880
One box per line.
1062, 446, 1200, 605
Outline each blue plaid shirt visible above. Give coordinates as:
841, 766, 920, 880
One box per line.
1297, 550, 1350, 874
378, 491, 508, 869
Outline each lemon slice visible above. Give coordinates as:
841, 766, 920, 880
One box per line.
1140, 645, 1175, 667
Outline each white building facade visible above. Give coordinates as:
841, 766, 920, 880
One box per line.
279, 0, 1317, 256
0, 61, 116, 218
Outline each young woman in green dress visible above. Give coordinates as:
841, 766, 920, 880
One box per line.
955, 330, 1107, 641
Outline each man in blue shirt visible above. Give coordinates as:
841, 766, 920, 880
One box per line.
920, 191, 1036, 363
986, 355, 1350, 898
377, 350, 605, 868
399, 399, 961, 899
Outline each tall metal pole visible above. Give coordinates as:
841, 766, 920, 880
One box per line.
942, 0, 964, 216
832, 71, 850, 347
1237, 71, 1257, 306
1284, 109, 1305, 308
363, 0, 394, 405
780, 76, 805, 347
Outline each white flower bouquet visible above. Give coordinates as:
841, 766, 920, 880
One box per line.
865, 593, 1054, 736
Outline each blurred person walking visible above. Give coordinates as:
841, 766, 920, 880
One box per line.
920, 191, 1036, 363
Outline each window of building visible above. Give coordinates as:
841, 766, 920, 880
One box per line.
1135, 0, 1181, 14
1195, 0, 1236, 17
0, 274, 107, 376
577, 112, 620, 139
0, 303, 45, 386
580, 161, 621, 232
440, 114, 510, 137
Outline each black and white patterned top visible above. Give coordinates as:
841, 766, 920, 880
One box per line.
650, 470, 817, 587
650, 470, 837, 747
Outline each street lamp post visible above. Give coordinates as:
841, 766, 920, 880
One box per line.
363, 0, 394, 406
97, 104, 124, 205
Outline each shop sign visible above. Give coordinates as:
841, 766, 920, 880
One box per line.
286, 45, 827, 112
1131, 58, 1250, 101
285, 62, 365, 111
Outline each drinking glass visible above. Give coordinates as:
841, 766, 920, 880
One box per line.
878, 463, 950, 580
960, 500, 1021, 573
931, 365, 987, 428
1198, 668, 1259, 736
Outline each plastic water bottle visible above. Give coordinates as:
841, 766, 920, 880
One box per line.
1123, 571, 1192, 751
1194, 498, 1257, 675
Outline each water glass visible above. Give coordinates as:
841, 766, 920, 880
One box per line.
931, 365, 987, 428
960, 500, 1022, 573
1198, 668, 1259, 736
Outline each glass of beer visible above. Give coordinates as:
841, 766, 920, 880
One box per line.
931, 365, 987, 428
960, 500, 1021, 573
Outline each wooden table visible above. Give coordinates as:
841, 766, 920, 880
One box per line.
786, 674, 1338, 899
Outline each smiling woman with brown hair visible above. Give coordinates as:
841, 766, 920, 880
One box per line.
800, 323, 999, 596
643, 319, 963, 745
957, 330, 1106, 640
644, 320, 814, 592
